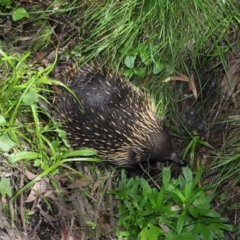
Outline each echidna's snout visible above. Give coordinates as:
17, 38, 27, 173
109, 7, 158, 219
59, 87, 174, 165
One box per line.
167, 152, 187, 166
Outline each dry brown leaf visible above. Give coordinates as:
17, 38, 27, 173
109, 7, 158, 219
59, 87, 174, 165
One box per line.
19, 36, 33, 41
60, 226, 73, 240
38, 206, 59, 221
25, 179, 47, 203
68, 179, 90, 189
171, 205, 181, 211
159, 223, 170, 232
221, 58, 240, 99
25, 170, 37, 180
163, 72, 198, 98
0, 216, 28, 239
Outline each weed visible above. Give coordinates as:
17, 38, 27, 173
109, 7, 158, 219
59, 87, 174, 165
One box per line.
111, 167, 234, 239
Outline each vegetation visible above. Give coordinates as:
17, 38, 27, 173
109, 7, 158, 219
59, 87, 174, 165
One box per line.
111, 168, 234, 239
0, 0, 240, 239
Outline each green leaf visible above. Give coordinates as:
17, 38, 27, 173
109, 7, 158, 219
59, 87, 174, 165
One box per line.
156, 187, 164, 206
202, 226, 212, 240
176, 210, 187, 234
195, 207, 220, 218
62, 148, 97, 158
8, 151, 40, 163
166, 233, 194, 240
124, 55, 136, 68
183, 140, 194, 159
123, 68, 134, 77
188, 207, 198, 218
33, 159, 42, 167
171, 189, 185, 203
182, 167, 193, 198
0, 178, 12, 197
197, 139, 214, 150
138, 44, 151, 65
22, 91, 39, 105
0, 133, 16, 152
0, 115, 7, 124
170, 192, 184, 207
0, 0, 12, 7
210, 223, 235, 231
162, 167, 171, 190
192, 191, 211, 208
195, 221, 203, 234
153, 61, 164, 74
192, 166, 204, 188
138, 223, 161, 240
12, 7, 30, 21
140, 178, 152, 196
133, 67, 147, 77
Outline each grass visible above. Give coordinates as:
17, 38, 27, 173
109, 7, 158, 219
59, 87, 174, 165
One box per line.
0, 50, 101, 196
0, 0, 240, 238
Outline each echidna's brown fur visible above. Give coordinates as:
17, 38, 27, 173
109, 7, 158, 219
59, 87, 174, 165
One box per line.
53, 61, 186, 167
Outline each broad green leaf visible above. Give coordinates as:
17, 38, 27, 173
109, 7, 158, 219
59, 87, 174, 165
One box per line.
124, 55, 136, 68
176, 210, 187, 234
210, 223, 235, 231
195, 221, 203, 234
188, 207, 198, 218
182, 167, 193, 198
178, 175, 185, 189
156, 187, 164, 206
202, 226, 212, 240
133, 67, 147, 77
0, 178, 12, 197
195, 207, 220, 217
170, 189, 185, 203
138, 223, 161, 240
162, 167, 171, 190
8, 151, 40, 163
62, 148, 97, 158
12, 7, 29, 21
0, 0, 12, 7
153, 61, 164, 74
123, 68, 134, 77
192, 166, 204, 188
140, 178, 152, 196
138, 44, 151, 65
0, 133, 16, 152
33, 159, 42, 167
22, 91, 39, 105
0, 115, 6, 124
166, 233, 194, 240
170, 192, 183, 207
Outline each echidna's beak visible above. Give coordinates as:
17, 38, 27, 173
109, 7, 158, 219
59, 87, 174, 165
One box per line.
168, 152, 187, 166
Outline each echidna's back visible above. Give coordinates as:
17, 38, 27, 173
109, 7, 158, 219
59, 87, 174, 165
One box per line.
54, 64, 144, 165
67, 66, 137, 111
53, 62, 187, 167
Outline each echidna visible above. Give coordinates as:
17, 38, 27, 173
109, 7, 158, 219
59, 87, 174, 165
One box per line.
53, 62, 186, 167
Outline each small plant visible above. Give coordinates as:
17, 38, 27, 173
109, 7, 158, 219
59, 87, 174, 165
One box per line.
183, 130, 214, 167
110, 167, 234, 239
121, 43, 169, 78
0, 0, 29, 21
